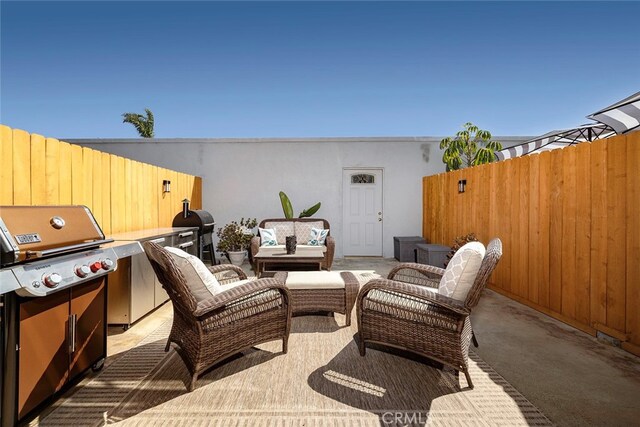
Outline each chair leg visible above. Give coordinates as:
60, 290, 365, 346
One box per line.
345, 310, 352, 327
463, 370, 474, 389
472, 331, 479, 348
358, 339, 366, 356
282, 336, 288, 354
188, 373, 198, 392
165, 338, 172, 352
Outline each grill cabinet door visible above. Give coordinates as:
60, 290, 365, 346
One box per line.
18, 290, 70, 419
69, 278, 105, 378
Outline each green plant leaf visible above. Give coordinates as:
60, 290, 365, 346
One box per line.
299, 202, 321, 218
279, 191, 294, 219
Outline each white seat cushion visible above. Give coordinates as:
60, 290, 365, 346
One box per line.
164, 247, 222, 300
285, 271, 345, 290
438, 241, 485, 301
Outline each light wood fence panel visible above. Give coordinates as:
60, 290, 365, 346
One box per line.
1, 126, 14, 205
423, 132, 640, 356
0, 124, 202, 236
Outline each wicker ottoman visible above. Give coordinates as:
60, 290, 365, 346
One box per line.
274, 271, 359, 326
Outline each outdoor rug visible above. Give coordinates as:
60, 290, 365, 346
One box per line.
37, 309, 553, 426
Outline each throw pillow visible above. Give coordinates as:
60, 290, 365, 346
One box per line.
259, 227, 278, 246
438, 241, 485, 301
308, 227, 329, 246
164, 246, 222, 301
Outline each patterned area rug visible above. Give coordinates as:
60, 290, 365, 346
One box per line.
38, 308, 553, 426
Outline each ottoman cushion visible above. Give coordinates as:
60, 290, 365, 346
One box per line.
284, 271, 345, 290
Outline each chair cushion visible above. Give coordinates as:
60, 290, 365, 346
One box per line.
164, 247, 222, 301
264, 221, 295, 244
259, 227, 278, 246
294, 221, 323, 243
308, 227, 329, 245
438, 241, 485, 300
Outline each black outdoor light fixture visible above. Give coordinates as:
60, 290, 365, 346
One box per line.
162, 179, 171, 193
458, 179, 467, 193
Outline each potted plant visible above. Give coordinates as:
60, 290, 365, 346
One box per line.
216, 218, 257, 266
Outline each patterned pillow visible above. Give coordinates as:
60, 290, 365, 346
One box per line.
438, 241, 485, 301
264, 221, 295, 244
294, 221, 323, 243
308, 228, 329, 246
164, 246, 222, 301
259, 227, 278, 246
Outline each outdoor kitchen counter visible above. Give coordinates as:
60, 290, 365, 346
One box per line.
108, 227, 197, 241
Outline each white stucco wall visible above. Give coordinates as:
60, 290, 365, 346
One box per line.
69, 136, 528, 258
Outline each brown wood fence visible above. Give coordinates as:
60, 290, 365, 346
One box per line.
0, 124, 202, 235
423, 132, 640, 356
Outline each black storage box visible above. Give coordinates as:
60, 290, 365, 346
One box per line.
416, 243, 451, 269
393, 236, 427, 262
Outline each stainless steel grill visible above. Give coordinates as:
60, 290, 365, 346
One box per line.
0, 205, 142, 425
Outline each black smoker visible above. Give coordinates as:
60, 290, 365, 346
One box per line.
172, 199, 216, 265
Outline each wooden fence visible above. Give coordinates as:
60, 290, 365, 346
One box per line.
0, 124, 202, 235
423, 132, 640, 356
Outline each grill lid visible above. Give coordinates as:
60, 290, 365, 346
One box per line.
172, 209, 215, 232
0, 205, 110, 266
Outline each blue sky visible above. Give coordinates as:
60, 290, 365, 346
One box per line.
1, 1, 639, 138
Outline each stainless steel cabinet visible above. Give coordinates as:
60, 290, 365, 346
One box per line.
106, 228, 197, 329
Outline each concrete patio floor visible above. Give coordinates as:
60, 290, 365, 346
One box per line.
102, 257, 640, 426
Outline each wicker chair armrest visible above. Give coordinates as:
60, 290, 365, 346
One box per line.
208, 264, 248, 281
358, 278, 470, 316
250, 236, 261, 257
324, 235, 336, 270
194, 277, 288, 318
388, 263, 445, 288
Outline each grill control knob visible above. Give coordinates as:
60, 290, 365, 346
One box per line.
90, 261, 103, 273
43, 273, 62, 288
101, 258, 114, 270
75, 265, 91, 278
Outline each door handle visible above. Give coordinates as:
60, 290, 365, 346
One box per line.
69, 314, 77, 353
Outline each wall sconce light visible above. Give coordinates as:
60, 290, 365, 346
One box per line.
458, 179, 467, 193
162, 180, 171, 193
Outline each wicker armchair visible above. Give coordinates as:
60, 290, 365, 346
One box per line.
144, 242, 292, 391
356, 238, 502, 389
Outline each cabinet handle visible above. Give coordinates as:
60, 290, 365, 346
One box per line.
179, 241, 194, 249
178, 231, 194, 238
69, 314, 77, 353
150, 238, 165, 244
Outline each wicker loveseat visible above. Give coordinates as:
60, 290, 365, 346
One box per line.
144, 242, 292, 391
250, 218, 335, 270
356, 238, 502, 389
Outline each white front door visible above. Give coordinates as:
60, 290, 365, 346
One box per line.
342, 168, 383, 256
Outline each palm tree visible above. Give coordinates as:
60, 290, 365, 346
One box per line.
122, 108, 155, 138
